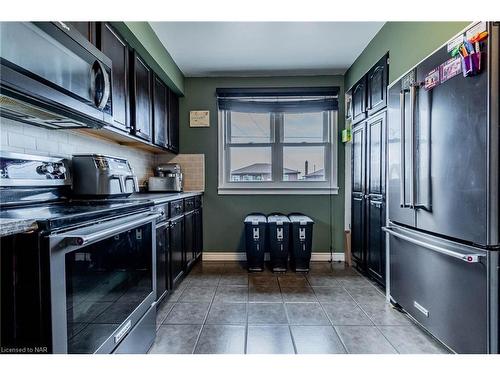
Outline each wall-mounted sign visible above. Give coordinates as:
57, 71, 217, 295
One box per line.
189, 111, 210, 127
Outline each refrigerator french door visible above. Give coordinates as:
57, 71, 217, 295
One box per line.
386, 22, 500, 353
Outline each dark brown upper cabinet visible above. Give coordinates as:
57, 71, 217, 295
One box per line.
130, 51, 153, 142
68, 22, 96, 45
367, 54, 388, 116
153, 74, 169, 148
168, 89, 180, 154
351, 76, 367, 125
99, 23, 130, 133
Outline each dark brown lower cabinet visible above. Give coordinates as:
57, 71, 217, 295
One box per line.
194, 208, 203, 261
169, 216, 184, 289
350, 112, 387, 286
184, 211, 195, 271
156, 220, 170, 301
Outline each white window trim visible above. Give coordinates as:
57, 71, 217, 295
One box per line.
218, 109, 339, 195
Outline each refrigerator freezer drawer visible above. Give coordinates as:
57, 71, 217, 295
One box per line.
386, 225, 490, 353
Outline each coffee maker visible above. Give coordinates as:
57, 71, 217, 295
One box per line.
148, 163, 183, 192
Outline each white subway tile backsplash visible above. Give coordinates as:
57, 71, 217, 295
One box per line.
0, 117, 159, 185
36, 138, 59, 154
8, 132, 36, 150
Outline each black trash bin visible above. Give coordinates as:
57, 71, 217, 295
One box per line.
288, 214, 314, 272
244, 213, 267, 272
267, 213, 290, 272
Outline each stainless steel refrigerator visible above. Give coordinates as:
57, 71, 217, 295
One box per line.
384, 21, 499, 354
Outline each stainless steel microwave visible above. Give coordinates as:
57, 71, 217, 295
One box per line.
0, 22, 113, 129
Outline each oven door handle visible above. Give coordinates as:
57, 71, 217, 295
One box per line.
50, 212, 160, 247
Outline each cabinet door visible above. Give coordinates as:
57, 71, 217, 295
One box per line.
100, 23, 130, 132
366, 112, 387, 286
153, 75, 169, 148
352, 77, 367, 124
194, 208, 203, 260
351, 123, 366, 264
366, 200, 385, 285
156, 221, 169, 301
184, 211, 195, 270
170, 217, 184, 288
367, 55, 388, 116
131, 52, 153, 141
168, 89, 179, 153
69, 22, 96, 45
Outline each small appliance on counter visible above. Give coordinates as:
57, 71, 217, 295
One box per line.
72, 154, 139, 197
148, 163, 183, 192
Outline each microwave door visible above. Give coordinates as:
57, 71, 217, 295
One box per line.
0, 22, 111, 127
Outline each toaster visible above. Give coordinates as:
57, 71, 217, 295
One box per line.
72, 154, 138, 197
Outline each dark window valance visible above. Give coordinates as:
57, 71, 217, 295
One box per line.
216, 87, 339, 113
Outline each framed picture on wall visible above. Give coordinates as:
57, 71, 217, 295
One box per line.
190, 110, 210, 127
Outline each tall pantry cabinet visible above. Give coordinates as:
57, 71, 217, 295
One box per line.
347, 54, 388, 287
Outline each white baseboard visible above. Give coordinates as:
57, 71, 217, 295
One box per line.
202, 252, 345, 262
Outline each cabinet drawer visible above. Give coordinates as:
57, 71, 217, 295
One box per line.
184, 197, 195, 212
388, 225, 488, 353
194, 195, 202, 209
169, 199, 184, 217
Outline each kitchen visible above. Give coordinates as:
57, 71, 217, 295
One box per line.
0, 1, 499, 373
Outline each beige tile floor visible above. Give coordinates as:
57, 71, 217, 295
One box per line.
149, 261, 450, 354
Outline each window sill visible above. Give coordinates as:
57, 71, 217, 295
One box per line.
218, 186, 339, 195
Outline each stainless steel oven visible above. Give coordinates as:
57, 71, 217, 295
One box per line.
48, 211, 158, 353
0, 22, 112, 129
0, 152, 159, 354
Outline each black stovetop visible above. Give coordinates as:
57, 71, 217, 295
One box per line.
0, 198, 153, 231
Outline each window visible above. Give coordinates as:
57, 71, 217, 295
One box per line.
217, 87, 339, 195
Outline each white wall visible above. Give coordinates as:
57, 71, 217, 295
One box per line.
0, 117, 158, 185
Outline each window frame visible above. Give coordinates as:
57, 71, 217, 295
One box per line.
218, 107, 339, 195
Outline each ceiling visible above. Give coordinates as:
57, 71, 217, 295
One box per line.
150, 22, 384, 77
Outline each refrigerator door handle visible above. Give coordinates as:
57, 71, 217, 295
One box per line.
409, 84, 417, 209
399, 89, 409, 207
382, 226, 484, 263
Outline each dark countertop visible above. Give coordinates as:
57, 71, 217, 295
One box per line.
0, 218, 38, 237
130, 191, 203, 205
0, 191, 203, 237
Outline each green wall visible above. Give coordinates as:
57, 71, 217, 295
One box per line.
113, 22, 185, 95
180, 76, 345, 253
345, 21, 471, 90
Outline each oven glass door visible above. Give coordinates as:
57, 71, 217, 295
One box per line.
49, 212, 156, 353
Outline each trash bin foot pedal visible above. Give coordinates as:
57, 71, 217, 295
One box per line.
248, 267, 264, 272
272, 267, 287, 273
294, 268, 309, 273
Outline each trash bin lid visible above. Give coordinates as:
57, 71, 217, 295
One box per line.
267, 214, 290, 225
288, 214, 314, 225
244, 214, 267, 225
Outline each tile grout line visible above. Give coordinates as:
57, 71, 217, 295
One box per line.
306, 274, 350, 354
341, 280, 402, 354
278, 275, 298, 354
190, 272, 221, 354
244, 275, 250, 354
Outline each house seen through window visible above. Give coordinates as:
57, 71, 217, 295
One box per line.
217, 87, 339, 194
